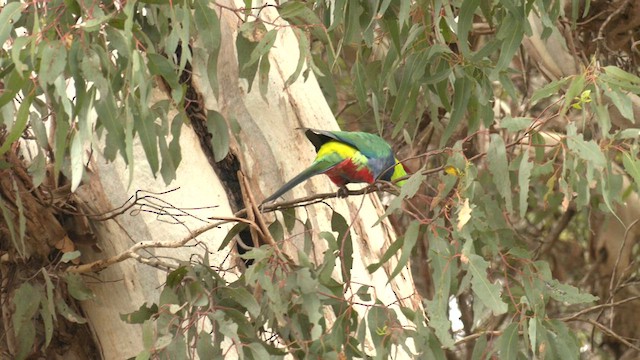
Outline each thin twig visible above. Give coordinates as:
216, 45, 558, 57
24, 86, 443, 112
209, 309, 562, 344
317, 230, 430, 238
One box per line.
558, 295, 640, 322
568, 317, 640, 352
607, 218, 640, 329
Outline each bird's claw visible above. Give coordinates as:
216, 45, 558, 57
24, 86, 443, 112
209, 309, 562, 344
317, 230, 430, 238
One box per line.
336, 186, 349, 198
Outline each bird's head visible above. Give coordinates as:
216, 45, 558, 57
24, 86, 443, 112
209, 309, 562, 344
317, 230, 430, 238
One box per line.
390, 159, 408, 187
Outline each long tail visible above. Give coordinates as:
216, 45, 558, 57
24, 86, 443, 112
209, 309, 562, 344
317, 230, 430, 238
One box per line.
262, 161, 335, 204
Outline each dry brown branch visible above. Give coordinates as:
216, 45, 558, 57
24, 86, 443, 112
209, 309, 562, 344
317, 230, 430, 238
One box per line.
558, 295, 640, 322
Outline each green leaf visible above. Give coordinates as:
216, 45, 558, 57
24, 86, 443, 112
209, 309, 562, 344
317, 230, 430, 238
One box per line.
147, 53, 182, 102
64, 273, 96, 301
546, 279, 598, 304
39, 41, 68, 85
493, 15, 524, 73
41, 269, 56, 328
623, 151, 640, 189
134, 110, 159, 175
425, 233, 455, 348
528, 317, 539, 357
332, 211, 353, 283
236, 22, 262, 90
561, 74, 585, 115
471, 334, 488, 360
166, 266, 188, 288
1, 67, 29, 108
206, 110, 229, 162
282, 207, 296, 232
39, 298, 54, 349
258, 48, 271, 100
500, 117, 533, 132
12, 283, 41, 337
424, 298, 454, 348
530, 77, 571, 105
352, 59, 367, 112
218, 222, 248, 251
499, 323, 519, 360
284, 28, 308, 87
456, 0, 479, 56
218, 287, 261, 318
120, 303, 159, 324
603, 66, 640, 87
56, 296, 87, 324
466, 254, 508, 315
546, 320, 579, 360
244, 28, 277, 70
603, 86, 634, 123
566, 131, 606, 168
441, 75, 472, 146
389, 221, 420, 280
0, 92, 33, 157
518, 155, 533, 217
79, 12, 114, 32
279, 1, 308, 18
196, 331, 220, 359
70, 133, 84, 192
61, 250, 81, 263
367, 233, 403, 273
0, 3, 24, 47
194, 0, 221, 96
268, 219, 284, 242
28, 151, 46, 188
487, 134, 513, 214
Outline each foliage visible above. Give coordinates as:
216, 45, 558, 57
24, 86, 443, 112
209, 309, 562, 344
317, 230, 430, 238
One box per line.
2, 0, 640, 359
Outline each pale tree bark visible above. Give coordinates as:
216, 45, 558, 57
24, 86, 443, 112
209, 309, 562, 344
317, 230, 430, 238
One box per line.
70, 1, 421, 358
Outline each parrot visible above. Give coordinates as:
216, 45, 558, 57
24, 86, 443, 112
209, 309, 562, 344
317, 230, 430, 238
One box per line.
262, 128, 408, 203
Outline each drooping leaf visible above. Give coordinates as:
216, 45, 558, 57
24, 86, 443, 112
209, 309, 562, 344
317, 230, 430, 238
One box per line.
530, 77, 571, 105
196, 331, 220, 359
120, 303, 159, 324
466, 254, 508, 315
561, 74, 585, 115
332, 211, 353, 282
500, 117, 533, 132
389, 221, 420, 280
0, 3, 24, 47
487, 134, 513, 214
206, 110, 229, 162
218, 222, 248, 251
498, 323, 519, 360
441, 75, 472, 147
55, 297, 87, 324
64, 273, 96, 301
456, 0, 479, 56
0, 91, 33, 157
603, 85, 634, 123
566, 131, 606, 168
39, 41, 68, 85
493, 15, 524, 73
70, 133, 84, 192
285, 27, 309, 87
518, 155, 533, 217
623, 151, 640, 189
11, 283, 41, 337
147, 53, 182, 102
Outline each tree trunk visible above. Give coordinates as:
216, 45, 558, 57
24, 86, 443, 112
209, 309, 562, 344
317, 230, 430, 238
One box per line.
69, 1, 420, 358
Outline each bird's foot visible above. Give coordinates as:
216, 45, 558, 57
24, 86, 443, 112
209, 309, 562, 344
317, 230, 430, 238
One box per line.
336, 186, 349, 198
372, 181, 385, 192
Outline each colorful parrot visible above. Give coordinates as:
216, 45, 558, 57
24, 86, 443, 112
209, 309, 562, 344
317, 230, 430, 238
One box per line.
262, 128, 408, 203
